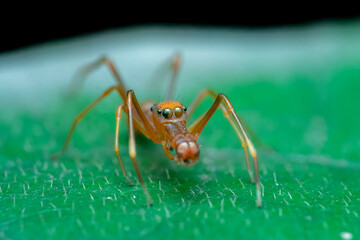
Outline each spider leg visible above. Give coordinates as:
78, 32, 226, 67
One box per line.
68, 56, 127, 100
166, 53, 182, 100
162, 143, 175, 160
114, 104, 133, 186
187, 89, 254, 183
188, 92, 262, 207
52, 86, 125, 160
126, 90, 160, 207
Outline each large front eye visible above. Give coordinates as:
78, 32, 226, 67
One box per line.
162, 108, 173, 119
174, 107, 183, 118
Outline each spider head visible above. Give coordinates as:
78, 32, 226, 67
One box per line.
175, 141, 200, 166
150, 102, 187, 123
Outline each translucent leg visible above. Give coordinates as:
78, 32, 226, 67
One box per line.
52, 86, 123, 159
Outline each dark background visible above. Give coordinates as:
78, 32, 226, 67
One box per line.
1, 12, 359, 53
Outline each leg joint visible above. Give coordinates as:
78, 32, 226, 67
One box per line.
218, 93, 235, 111
116, 104, 123, 117
100, 55, 111, 63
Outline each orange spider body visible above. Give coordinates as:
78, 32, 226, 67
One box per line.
141, 101, 200, 166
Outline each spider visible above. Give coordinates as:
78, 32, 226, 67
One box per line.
52, 53, 261, 207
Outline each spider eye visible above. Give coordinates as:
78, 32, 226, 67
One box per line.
183, 106, 187, 112
150, 104, 156, 112
174, 107, 183, 118
157, 109, 162, 115
162, 108, 173, 119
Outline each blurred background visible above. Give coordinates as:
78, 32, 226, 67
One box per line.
1, 13, 360, 240
2, 13, 360, 52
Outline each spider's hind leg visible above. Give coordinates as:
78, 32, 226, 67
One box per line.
68, 56, 127, 101
187, 89, 255, 183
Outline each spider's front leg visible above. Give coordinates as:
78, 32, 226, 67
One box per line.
188, 92, 262, 207
187, 89, 255, 184
123, 90, 160, 207
114, 104, 133, 186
